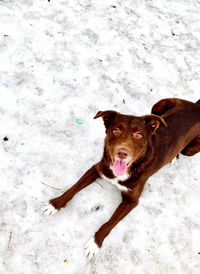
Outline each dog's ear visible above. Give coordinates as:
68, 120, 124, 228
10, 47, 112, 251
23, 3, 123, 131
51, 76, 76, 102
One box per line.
143, 114, 167, 133
94, 110, 118, 128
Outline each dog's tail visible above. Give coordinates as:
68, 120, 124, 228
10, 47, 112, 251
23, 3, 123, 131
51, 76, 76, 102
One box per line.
196, 99, 200, 105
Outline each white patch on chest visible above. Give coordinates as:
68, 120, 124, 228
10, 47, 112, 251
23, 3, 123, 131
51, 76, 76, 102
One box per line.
101, 173, 131, 192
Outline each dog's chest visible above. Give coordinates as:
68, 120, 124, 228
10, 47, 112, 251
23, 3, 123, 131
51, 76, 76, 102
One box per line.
101, 173, 130, 192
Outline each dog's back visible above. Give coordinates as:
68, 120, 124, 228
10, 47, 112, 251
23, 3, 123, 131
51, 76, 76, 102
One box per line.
150, 98, 200, 171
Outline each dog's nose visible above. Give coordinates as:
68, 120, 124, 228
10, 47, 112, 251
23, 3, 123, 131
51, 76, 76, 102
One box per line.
117, 149, 128, 159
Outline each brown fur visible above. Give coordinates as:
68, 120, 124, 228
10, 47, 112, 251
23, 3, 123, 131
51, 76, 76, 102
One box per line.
47, 98, 200, 249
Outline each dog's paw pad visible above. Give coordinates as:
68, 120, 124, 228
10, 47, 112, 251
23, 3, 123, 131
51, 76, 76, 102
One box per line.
42, 203, 58, 215
84, 237, 99, 260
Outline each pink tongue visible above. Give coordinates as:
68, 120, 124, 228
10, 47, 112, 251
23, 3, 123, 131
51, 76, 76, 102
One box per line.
113, 160, 127, 176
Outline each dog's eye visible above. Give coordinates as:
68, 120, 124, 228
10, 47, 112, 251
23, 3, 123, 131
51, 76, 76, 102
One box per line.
133, 131, 143, 139
112, 128, 121, 135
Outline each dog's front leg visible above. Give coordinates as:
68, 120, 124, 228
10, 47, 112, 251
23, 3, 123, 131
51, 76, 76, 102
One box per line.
43, 164, 100, 215
85, 194, 138, 259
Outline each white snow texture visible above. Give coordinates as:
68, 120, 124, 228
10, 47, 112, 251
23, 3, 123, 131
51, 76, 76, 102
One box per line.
0, 0, 200, 273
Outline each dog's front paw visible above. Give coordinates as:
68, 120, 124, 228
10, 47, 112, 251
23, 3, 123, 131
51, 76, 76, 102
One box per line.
84, 237, 100, 260
42, 203, 58, 215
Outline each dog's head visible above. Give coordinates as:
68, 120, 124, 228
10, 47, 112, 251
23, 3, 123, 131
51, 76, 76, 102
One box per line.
94, 110, 167, 176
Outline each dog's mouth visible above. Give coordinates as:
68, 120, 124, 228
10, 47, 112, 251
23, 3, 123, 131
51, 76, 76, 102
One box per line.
112, 159, 133, 177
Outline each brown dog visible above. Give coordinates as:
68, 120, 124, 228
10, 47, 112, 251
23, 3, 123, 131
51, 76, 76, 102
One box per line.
43, 98, 200, 259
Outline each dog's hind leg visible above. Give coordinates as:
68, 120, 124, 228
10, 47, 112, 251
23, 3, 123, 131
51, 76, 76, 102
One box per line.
151, 98, 178, 116
181, 137, 200, 156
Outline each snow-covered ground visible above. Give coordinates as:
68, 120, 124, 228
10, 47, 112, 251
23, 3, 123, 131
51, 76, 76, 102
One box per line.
0, 0, 200, 273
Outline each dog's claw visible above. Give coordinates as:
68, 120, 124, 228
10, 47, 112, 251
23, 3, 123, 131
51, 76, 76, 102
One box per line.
84, 237, 99, 260
42, 203, 58, 215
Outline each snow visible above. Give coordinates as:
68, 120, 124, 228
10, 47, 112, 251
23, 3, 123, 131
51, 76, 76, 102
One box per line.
0, 0, 200, 273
